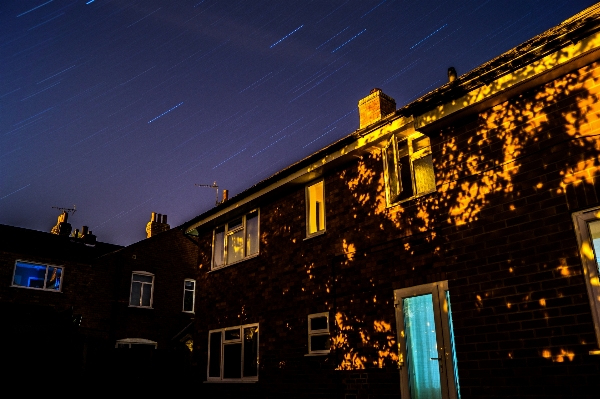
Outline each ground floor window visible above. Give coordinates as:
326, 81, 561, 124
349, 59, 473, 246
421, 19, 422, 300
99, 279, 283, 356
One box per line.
207, 323, 259, 381
308, 312, 330, 354
394, 281, 461, 399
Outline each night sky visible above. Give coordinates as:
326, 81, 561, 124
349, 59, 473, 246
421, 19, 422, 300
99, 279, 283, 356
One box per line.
1, 0, 594, 246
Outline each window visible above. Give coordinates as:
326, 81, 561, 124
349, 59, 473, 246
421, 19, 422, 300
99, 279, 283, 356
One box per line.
394, 281, 461, 399
207, 324, 259, 381
306, 180, 325, 237
383, 132, 435, 205
12, 260, 63, 292
572, 208, 600, 350
212, 210, 259, 269
129, 272, 154, 308
307, 312, 330, 355
183, 279, 195, 313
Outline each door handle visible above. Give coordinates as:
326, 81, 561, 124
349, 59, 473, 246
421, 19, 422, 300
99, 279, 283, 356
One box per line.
431, 357, 441, 360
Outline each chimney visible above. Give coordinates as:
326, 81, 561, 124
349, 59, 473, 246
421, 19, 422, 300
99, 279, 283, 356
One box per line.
222, 189, 229, 203
146, 212, 171, 238
448, 67, 457, 83
358, 88, 396, 129
50, 211, 72, 236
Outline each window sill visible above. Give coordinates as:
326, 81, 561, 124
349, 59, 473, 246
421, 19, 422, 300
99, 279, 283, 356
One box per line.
209, 253, 259, 273
182, 310, 195, 314
304, 230, 326, 241
11, 285, 62, 293
590, 349, 600, 355
305, 352, 330, 357
386, 189, 436, 209
204, 380, 257, 383
128, 305, 153, 309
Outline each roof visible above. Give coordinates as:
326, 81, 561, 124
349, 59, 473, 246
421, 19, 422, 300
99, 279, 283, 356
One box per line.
0, 224, 123, 263
181, 2, 600, 234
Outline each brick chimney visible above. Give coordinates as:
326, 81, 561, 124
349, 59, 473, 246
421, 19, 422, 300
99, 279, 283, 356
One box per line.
50, 211, 72, 236
358, 88, 396, 129
146, 212, 170, 238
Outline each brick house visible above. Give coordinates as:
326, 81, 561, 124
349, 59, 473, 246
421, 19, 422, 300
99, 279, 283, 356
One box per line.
179, 4, 600, 398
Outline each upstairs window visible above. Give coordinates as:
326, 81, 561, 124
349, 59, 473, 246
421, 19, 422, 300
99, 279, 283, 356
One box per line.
383, 132, 435, 205
306, 180, 326, 237
212, 210, 259, 270
12, 261, 63, 292
207, 324, 259, 381
183, 279, 195, 313
307, 312, 330, 355
130, 272, 154, 308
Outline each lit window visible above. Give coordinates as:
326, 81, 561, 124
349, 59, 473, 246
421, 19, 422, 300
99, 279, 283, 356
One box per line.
129, 272, 154, 308
12, 261, 63, 292
207, 324, 259, 381
306, 180, 325, 237
573, 208, 600, 350
183, 279, 195, 313
383, 132, 435, 205
308, 312, 330, 355
212, 210, 259, 270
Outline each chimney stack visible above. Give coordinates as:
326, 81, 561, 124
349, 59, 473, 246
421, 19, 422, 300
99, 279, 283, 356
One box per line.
146, 212, 171, 238
50, 211, 72, 236
358, 88, 396, 129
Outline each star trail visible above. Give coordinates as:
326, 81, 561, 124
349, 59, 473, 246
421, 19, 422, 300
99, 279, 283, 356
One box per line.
0, 0, 593, 245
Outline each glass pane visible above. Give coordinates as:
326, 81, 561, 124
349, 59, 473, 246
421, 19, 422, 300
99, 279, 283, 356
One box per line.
310, 334, 330, 352
246, 211, 259, 256
13, 262, 46, 288
209, 332, 222, 378
398, 141, 414, 201
141, 283, 152, 307
223, 343, 242, 379
403, 294, 442, 399
183, 290, 194, 312
243, 326, 258, 377
446, 292, 462, 399
45, 267, 62, 290
310, 316, 328, 331
227, 229, 244, 264
225, 328, 241, 340
412, 135, 431, 153
133, 274, 153, 283
413, 154, 436, 195
228, 218, 243, 231
385, 140, 400, 202
185, 280, 194, 289
130, 282, 141, 306
213, 227, 225, 267
307, 181, 325, 234
589, 220, 600, 274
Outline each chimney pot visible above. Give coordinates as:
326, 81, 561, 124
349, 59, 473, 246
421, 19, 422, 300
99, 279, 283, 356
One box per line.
222, 190, 229, 203
448, 67, 457, 83
151, 212, 156, 222
358, 89, 396, 129
162, 214, 167, 224
81, 226, 89, 236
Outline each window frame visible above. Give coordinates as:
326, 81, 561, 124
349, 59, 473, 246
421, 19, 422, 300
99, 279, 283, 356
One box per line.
11, 260, 64, 292
383, 132, 435, 206
183, 278, 196, 313
307, 312, 330, 355
211, 209, 260, 270
305, 179, 326, 238
207, 323, 259, 382
572, 207, 600, 349
129, 271, 154, 309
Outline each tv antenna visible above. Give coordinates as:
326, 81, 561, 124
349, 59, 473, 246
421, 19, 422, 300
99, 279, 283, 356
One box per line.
195, 182, 219, 205
52, 205, 77, 216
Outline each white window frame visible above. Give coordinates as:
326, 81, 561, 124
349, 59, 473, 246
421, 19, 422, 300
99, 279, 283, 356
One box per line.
305, 179, 326, 238
207, 323, 259, 382
307, 312, 330, 355
129, 271, 154, 308
115, 338, 157, 348
183, 278, 195, 313
383, 132, 436, 206
572, 207, 600, 350
394, 281, 460, 399
11, 260, 64, 292
211, 209, 260, 270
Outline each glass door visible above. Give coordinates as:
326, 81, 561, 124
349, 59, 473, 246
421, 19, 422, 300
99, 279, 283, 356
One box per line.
394, 281, 460, 399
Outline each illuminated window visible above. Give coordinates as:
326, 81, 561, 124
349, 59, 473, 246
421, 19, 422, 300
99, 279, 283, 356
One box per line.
12, 261, 63, 292
183, 279, 195, 313
207, 324, 259, 381
383, 132, 435, 205
212, 210, 259, 270
306, 180, 325, 237
572, 208, 600, 350
129, 272, 154, 308
307, 312, 330, 355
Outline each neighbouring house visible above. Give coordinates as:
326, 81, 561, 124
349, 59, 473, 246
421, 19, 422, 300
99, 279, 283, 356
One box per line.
178, 4, 600, 398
